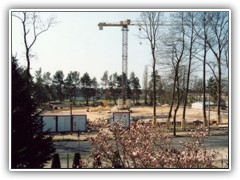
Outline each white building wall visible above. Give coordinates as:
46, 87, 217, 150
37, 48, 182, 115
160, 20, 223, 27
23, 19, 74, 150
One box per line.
191, 102, 203, 109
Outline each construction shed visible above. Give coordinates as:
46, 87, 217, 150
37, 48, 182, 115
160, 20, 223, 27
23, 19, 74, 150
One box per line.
41, 114, 87, 133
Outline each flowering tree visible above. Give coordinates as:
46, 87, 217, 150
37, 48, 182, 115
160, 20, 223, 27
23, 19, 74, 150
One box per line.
86, 121, 217, 168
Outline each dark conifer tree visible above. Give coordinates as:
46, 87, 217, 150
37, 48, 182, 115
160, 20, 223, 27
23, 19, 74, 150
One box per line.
11, 57, 55, 168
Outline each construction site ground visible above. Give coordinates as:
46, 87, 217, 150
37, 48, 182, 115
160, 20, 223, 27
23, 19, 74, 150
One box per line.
43, 105, 229, 168
46, 105, 229, 124
43, 105, 229, 140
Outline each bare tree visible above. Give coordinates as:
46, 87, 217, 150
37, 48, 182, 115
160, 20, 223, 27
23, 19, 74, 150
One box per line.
201, 12, 209, 127
193, 12, 228, 125
206, 12, 229, 124
163, 13, 186, 135
166, 46, 185, 136
193, 12, 211, 127
140, 12, 163, 124
182, 12, 198, 130
12, 12, 56, 81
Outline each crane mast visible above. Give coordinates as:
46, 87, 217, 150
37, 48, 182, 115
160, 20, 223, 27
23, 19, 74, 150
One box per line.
121, 25, 128, 103
98, 19, 131, 103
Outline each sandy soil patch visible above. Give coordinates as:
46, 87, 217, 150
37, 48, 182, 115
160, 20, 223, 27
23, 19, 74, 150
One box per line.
46, 105, 228, 124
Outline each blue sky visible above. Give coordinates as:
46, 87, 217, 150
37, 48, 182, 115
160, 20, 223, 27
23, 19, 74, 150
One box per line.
11, 11, 152, 86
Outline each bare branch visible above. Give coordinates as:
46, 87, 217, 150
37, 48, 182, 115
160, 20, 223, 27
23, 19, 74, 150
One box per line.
12, 11, 57, 79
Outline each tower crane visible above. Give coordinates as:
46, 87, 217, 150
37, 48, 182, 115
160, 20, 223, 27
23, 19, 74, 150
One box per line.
98, 19, 178, 106
98, 19, 132, 105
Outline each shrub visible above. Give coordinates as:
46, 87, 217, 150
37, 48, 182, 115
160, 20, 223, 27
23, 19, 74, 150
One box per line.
88, 120, 217, 168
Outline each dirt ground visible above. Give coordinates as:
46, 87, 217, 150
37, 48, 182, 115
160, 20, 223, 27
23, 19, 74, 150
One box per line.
47, 105, 228, 124
44, 104, 229, 142
44, 105, 229, 169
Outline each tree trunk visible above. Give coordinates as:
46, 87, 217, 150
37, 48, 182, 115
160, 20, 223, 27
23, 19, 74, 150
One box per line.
22, 15, 31, 82
152, 49, 157, 125
173, 71, 180, 136
182, 13, 194, 131
217, 58, 221, 124
167, 73, 177, 127
182, 56, 191, 130
203, 32, 207, 127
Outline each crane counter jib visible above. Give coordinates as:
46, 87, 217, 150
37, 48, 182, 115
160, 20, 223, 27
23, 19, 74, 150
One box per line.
98, 19, 131, 30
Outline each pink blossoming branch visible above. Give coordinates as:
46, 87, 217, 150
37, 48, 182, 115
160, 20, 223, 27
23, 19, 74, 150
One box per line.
83, 120, 218, 168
